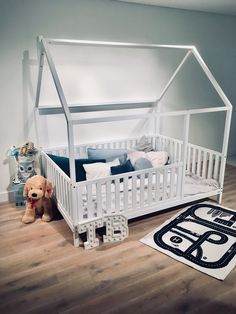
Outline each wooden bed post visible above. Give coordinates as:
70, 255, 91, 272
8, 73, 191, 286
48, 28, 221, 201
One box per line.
218, 108, 232, 204
192, 47, 232, 205
39, 37, 78, 229
156, 50, 192, 153
154, 100, 160, 150
181, 113, 190, 199
34, 36, 45, 147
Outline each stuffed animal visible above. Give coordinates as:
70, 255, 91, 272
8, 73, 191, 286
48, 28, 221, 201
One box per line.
9, 142, 38, 184
22, 175, 53, 224
19, 142, 37, 157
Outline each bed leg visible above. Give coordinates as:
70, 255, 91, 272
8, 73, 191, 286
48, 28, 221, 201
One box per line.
73, 229, 80, 248
217, 192, 223, 205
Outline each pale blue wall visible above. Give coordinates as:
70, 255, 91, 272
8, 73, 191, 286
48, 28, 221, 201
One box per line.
0, 0, 235, 200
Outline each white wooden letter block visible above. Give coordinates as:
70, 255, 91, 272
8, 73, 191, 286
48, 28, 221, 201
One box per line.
103, 215, 128, 243
78, 218, 103, 250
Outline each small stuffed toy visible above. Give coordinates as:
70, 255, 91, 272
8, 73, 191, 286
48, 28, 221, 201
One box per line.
22, 175, 53, 224
9, 142, 38, 184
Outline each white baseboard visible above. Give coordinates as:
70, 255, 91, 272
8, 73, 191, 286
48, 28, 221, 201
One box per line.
0, 190, 14, 203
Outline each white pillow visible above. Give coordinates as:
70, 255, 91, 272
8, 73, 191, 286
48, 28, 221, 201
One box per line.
128, 151, 146, 166
128, 150, 169, 168
83, 159, 120, 180
146, 151, 169, 168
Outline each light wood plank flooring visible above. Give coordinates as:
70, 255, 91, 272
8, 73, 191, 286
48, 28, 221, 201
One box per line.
0, 165, 235, 314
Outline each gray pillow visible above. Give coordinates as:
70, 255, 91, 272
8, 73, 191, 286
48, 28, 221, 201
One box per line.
87, 148, 128, 164
134, 157, 153, 171
135, 136, 153, 152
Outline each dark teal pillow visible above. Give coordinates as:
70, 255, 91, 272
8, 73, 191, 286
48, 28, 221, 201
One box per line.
111, 159, 134, 176
47, 154, 105, 182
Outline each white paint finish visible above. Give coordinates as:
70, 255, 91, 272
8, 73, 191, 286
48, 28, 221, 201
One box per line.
47, 37, 194, 49
118, 0, 236, 15
0, 0, 236, 199
40, 136, 222, 248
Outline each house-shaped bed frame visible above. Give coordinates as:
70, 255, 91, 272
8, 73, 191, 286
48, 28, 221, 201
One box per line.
35, 36, 232, 249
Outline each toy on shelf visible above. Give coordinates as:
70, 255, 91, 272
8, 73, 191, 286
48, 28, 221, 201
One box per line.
22, 175, 53, 224
9, 142, 38, 184
8, 142, 39, 207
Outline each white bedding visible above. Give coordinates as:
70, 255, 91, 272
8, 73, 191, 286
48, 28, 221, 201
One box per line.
184, 172, 219, 196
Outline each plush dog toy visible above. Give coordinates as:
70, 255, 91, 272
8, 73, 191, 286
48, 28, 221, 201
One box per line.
22, 175, 53, 224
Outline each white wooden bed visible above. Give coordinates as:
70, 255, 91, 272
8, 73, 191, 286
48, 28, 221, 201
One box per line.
35, 36, 232, 249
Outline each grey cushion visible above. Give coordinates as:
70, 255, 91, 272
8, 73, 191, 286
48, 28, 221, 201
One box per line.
87, 148, 127, 164
135, 136, 153, 152
134, 157, 153, 171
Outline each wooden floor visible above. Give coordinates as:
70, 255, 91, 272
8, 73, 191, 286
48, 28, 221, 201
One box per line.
0, 165, 236, 314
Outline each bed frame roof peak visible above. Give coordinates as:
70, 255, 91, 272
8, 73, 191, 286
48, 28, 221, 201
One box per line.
35, 35, 232, 117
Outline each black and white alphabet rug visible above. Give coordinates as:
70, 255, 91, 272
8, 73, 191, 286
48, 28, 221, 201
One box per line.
140, 203, 236, 280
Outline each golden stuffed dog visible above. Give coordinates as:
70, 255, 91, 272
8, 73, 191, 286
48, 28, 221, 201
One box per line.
22, 175, 53, 223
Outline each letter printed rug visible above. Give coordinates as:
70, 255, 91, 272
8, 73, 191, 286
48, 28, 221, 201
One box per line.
140, 203, 236, 280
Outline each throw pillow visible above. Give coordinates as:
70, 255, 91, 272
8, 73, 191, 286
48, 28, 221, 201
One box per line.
87, 148, 127, 164
128, 151, 146, 166
111, 159, 134, 175
47, 154, 105, 182
146, 151, 169, 168
83, 158, 120, 180
135, 135, 153, 152
134, 157, 153, 171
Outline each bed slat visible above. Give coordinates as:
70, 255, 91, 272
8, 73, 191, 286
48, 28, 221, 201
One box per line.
170, 166, 175, 198
86, 183, 94, 219
106, 181, 112, 215
132, 175, 137, 210
123, 177, 129, 212
207, 153, 213, 179
140, 173, 145, 208
77, 187, 83, 221
196, 149, 202, 177
147, 171, 153, 206
155, 169, 160, 202
213, 155, 220, 180
115, 178, 120, 212
96, 182, 102, 218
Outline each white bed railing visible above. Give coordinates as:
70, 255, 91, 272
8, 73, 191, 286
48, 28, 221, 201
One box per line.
42, 146, 183, 226
44, 136, 144, 158
186, 144, 222, 181
41, 152, 74, 230
40, 135, 224, 249
156, 135, 183, 163
43, 134, 223, 184
74, 162, 183, 225
156, 135, 223, 181
44, 135, 173, 158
